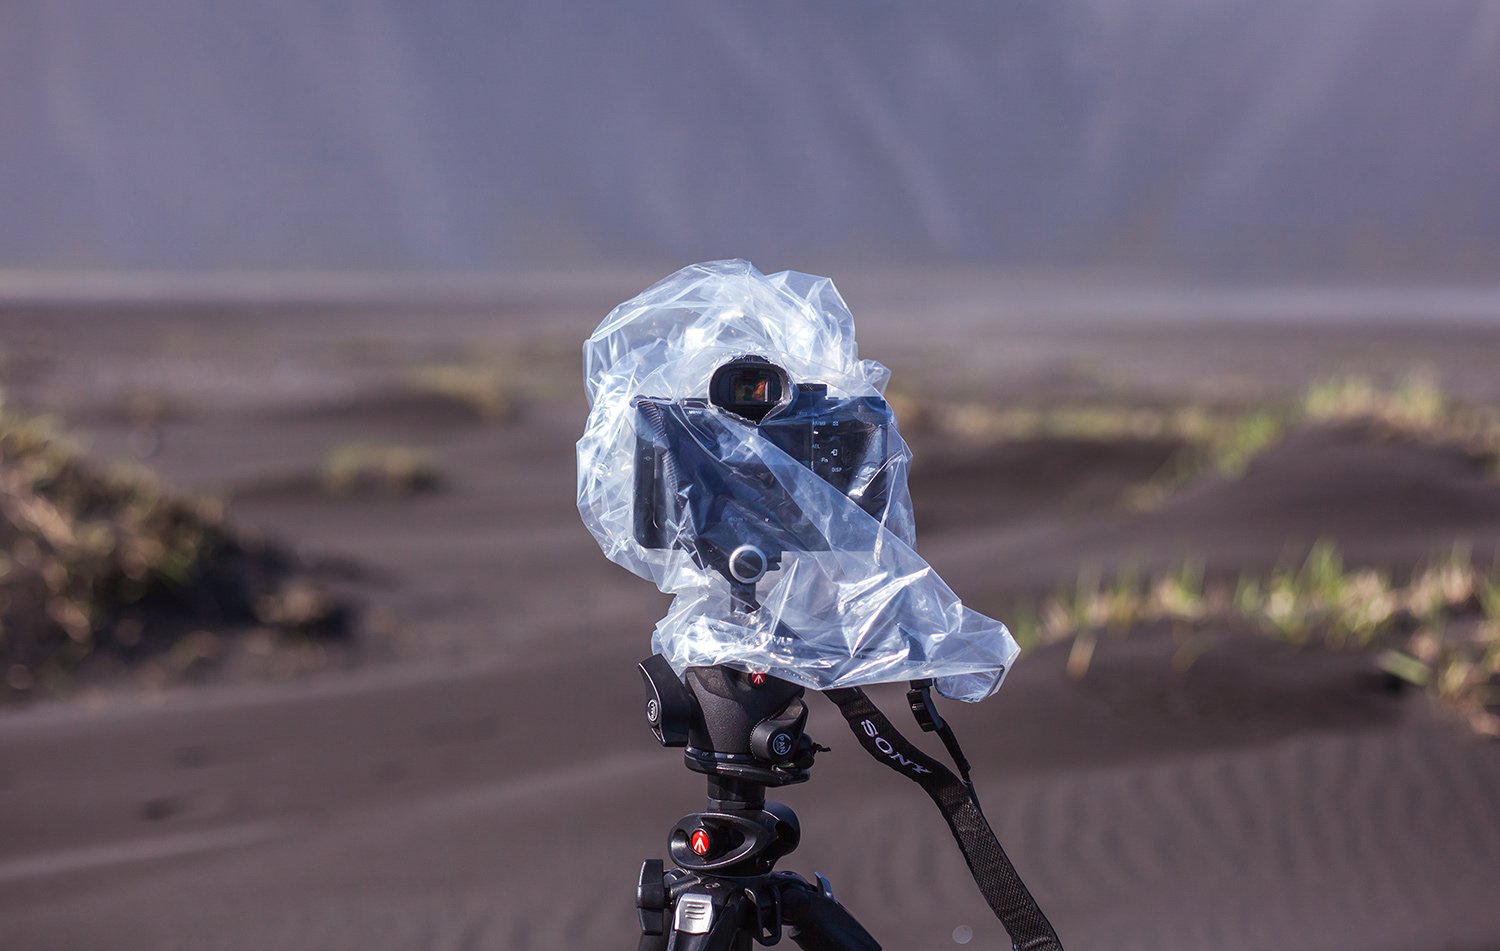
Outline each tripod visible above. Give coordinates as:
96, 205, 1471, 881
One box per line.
635, 657, 881, 950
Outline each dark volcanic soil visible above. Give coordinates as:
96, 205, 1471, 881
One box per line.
0, 283, 1498, 951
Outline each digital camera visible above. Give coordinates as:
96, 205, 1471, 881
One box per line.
632, 356, 897, 571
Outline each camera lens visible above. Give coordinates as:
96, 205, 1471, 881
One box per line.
709, 357, 790, 422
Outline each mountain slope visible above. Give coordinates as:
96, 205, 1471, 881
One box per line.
2, 0, 1498, 275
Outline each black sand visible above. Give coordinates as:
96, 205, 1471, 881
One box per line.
1, 275, 1498, 949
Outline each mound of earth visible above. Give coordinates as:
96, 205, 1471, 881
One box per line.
0, 408, 352, 702
1143, 421, 1500, 571
912, 434, 1184, 531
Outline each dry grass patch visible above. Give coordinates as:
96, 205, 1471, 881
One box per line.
405, 364, 519, 421
926, 371, 1500, 509
1, 397, 350, 701
403, 340, 580, 420
1302, 373, 1446, 428
321, 443, 441, 497
1009, 543, 1500, 736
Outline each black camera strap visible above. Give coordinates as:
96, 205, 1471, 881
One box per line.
823, 684, 1064, 951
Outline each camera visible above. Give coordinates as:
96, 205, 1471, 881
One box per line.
632, 356, 897, 581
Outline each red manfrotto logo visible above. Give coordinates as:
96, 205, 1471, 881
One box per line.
690, 829, 711, 855
749, 673, 767, 686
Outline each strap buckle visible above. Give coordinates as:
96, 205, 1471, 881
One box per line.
907, 679, 945, 733
907, 679, 973, 790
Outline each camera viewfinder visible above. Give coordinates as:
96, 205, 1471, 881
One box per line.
710, 357, 790, 422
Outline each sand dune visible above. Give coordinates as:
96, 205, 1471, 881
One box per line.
0, 629, 1493, 951
1, 295, 1498, 949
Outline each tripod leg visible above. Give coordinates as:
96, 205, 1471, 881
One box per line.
780, 881, 881, 951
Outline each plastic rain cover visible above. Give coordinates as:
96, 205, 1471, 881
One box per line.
577, 260, 1017, 702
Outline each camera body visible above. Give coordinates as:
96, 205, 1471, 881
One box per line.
632, 356, 897, 572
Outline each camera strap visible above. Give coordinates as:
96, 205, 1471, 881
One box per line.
823, 684, 1064, 951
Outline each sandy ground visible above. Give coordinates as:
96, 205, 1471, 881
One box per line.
1, 274, 1499, 949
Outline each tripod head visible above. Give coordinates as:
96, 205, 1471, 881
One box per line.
635, 650, 887, 949
639, 656, 821, 802
639, 655, 824, 877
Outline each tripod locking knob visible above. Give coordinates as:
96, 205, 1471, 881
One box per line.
639, 655, 695, 747
750, 697, 808, 762
636, 859, 667, 936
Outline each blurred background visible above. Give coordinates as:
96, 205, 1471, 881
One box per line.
2, 3, 1499, 950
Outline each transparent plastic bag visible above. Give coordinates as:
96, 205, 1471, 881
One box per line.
577, 260, 1017, 702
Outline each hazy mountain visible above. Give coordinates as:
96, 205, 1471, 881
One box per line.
3, 0, 1498, 277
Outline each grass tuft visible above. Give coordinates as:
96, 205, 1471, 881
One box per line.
1211, 410, 1286, 478
406, 364, 519, 421
321, 443, 441, 497
1015, 541, 1500, 735
930, 370, 1500, 509
2, 395, 344, 701
1302, 372, 1446, 429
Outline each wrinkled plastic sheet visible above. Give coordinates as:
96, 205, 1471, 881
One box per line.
577, 260, 1016, 701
